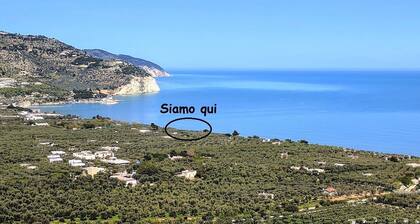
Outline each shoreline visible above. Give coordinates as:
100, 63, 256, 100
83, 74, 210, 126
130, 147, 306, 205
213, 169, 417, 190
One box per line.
27, 103, 419, 158
29, 96, 119, 107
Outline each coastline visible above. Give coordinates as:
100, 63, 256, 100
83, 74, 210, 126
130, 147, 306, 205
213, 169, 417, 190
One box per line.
31, 96, 120, 107
27, 101, 418, 158
5, 71, 420, 157
3, 103, 419, 159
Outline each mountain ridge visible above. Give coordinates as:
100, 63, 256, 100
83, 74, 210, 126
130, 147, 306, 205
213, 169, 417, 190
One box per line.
85, 49, 169, 77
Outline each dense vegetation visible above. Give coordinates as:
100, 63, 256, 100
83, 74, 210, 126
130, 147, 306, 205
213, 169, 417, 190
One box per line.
0, 84, 68, 99
0, 107, 419, 223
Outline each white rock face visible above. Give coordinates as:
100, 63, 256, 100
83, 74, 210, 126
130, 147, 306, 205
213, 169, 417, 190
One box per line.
16, 100, 32, 107
114, 76, 160, 95
141, 66, 170, 77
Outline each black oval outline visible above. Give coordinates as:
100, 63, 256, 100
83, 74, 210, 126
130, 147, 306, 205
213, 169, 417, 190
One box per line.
164, 117, 212, 141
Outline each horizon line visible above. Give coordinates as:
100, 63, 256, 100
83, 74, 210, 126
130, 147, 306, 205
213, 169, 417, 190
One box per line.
167, 68, 420, 73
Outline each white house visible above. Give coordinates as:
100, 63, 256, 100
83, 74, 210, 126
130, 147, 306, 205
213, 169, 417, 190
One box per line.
51, 151, 66, 155
49, 158, 63, 163
69, 159, 85, 167
73, 151, 96, 160
47, 154, 61, 159
94, 151, 114, 159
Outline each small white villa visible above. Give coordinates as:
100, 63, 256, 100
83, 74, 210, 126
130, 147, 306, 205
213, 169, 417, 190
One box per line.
47, 154, 61, 159
49, 157, 63, 163
73, 151, 96, 160
69, 159, 85, 167
51, 151, 66, 155
94, 151, 114, 159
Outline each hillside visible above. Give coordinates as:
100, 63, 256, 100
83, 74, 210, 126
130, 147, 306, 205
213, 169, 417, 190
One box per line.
85, 49, 170, 77
0, 31, 159, 105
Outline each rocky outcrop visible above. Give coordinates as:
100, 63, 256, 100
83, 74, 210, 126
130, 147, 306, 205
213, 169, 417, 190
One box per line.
140, 66, 170, 77
113, 76, 160, 95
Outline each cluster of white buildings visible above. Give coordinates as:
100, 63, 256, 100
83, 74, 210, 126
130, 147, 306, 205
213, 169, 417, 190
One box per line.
20, 110, 62, 121
70, 149, 129, 165
42, 144, 136, 186
47, 146, 130, 167
19, 110, 63, 126
290, 162, 346, 174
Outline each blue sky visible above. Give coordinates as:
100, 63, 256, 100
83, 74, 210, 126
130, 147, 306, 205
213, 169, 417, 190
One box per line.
1, 0, 420, 70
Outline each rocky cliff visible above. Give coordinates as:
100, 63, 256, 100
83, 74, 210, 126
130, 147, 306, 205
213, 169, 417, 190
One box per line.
85, 49, 170, 77
114, 76, 160, 95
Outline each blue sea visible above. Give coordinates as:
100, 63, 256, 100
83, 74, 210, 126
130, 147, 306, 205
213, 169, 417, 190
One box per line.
38, 71, 420, 156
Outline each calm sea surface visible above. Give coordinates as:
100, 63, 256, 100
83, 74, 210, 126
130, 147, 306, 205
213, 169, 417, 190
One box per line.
38, 71, 420, 156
